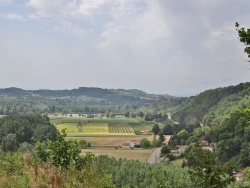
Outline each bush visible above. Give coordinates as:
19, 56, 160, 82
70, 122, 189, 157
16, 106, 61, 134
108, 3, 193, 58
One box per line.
35, 129, 83, 169
79, 140, 87, 146
161, 145, 171, 155
140, 138, 151, 149
166, 154, 175, 161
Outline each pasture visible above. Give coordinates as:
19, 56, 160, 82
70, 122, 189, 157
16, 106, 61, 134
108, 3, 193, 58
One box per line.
50, 116, 91, 125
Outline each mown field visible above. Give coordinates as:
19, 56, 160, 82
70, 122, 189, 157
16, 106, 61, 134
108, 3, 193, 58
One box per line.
70, 134, 156, 146
81, 147, 155, 162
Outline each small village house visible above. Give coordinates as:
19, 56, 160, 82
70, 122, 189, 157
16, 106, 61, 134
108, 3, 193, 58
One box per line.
122, 143, 131, 148
233, 171, 244, 181
140, 130, 151, 135
176, 145, 189, 154
130, 139, 141, 148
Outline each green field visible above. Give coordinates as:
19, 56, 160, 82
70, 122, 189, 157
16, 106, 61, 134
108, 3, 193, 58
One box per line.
108, 121, 156, 133
108, 123, 134, 133
82, 122, 108, 134
92, 118, 139, 124
56, 123, 79, 133
53, 117, 156, 135
50, 116, 91, 125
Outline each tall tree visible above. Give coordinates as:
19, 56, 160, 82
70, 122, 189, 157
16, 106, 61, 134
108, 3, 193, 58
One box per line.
185, 143, 234, 188
151, 124, 161, 135
35, 129, 83, 169
236, 22, 250, 62
158, 131, 165, 142
162, 124, 173, 135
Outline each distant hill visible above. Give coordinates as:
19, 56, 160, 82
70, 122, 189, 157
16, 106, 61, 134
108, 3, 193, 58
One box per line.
0, 83, 249, 121
0, 87, 30, 97
152, 82, 250, 126
0, 87, 169, 107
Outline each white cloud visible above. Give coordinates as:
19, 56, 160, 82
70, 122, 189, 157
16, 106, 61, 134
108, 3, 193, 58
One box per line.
26, 0, 64, 17
1, 13, 24, 20
26, 0, 115, 18
2, 40, 17, 48
0, 0, 12, 4
203, 24, 235, 50
99, 0, 172, 52
1, 0, 250, 95
64, 0, 116, 17
61, 21, 86, 36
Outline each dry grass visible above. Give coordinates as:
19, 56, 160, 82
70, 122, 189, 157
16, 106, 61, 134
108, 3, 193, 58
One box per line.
81, 147, 155, 162
69, 135, 155, 146
82, 123, 109, 134
56, 122, 109, 134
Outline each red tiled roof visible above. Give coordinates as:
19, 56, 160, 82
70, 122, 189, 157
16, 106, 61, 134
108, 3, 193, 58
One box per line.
130, 139, 140, 143
122, 143, 131, 146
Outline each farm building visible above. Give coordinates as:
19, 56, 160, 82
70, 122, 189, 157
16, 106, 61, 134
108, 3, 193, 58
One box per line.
122, 139, 141, 148
233, 171, 244, 181
140, 130, 151, 135
130, 139, 141, 148
199, 140, 210, 146
176, 145, 189, 153
122, 143, 131, 148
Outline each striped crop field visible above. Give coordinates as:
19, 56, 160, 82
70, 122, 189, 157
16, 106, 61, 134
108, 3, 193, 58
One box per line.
108, 121, 155, 133
52, 117, 158, 135
108, 123, 134, 133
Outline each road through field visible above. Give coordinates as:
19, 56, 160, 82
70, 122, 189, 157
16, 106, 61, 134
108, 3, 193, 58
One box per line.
148, 148, 161, 164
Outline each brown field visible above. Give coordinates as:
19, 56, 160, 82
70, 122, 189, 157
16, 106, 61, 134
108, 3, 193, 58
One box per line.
68, 135, 171, 146
68, 135, 159, 146
81, 147, 155, 162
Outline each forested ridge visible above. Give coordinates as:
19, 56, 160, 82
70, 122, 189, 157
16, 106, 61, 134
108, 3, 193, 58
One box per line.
0, 114, 57, 152
152, 82, 250, 125
0, 87, 167, 115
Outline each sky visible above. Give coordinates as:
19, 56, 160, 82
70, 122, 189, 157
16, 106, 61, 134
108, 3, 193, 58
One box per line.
0, 0, 250, 96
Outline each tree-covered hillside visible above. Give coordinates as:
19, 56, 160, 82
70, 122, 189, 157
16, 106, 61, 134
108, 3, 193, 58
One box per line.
0, 114, 57, 151
0, 87, 167, 115
153, 82, 250, 125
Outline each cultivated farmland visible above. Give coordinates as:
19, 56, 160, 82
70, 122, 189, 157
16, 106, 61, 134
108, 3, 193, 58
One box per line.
107, 121, 157, 133
50, 116, 169, 161
71, 134, 155, 146
81, 147, 155, 162
108, 123, 134, 133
